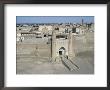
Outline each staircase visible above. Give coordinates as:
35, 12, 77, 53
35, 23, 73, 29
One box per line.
61, 56, 79, 71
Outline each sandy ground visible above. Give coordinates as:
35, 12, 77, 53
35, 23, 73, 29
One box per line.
16, 32, 94, 74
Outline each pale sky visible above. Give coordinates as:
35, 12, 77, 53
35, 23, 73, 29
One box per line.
16, 16, 94, 24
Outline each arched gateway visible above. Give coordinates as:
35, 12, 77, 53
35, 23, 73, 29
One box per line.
51, 30, 75, 62
59, 47, 66, 56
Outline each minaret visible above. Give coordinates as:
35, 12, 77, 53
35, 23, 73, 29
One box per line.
82, 19, 84, 26
68, 31, 75, 60
52, 30, 56, 61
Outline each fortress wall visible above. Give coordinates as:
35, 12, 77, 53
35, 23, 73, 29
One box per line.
16, 44, 51, 56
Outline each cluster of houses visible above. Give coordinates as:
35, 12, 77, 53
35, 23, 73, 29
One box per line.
16, 22, 94, 42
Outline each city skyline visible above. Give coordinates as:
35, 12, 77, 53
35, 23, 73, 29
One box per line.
16, 16, 94, 24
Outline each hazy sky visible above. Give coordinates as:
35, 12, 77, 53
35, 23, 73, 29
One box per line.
16, 16, 94, 24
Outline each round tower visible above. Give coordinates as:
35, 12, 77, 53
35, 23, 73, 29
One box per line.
68, 31, 75, 60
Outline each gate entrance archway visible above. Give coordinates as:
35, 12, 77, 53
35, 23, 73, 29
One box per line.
59, 47, 66, 56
